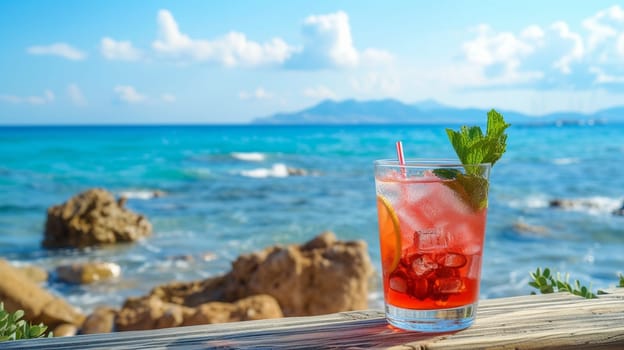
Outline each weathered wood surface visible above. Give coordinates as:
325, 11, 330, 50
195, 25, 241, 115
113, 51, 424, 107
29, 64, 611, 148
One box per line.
5, 288, 624, 349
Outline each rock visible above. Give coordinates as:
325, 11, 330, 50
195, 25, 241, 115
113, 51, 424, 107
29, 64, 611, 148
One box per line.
182, 295, 282, 326
56, 262, 121, 284
549, 199, 571, 208
151, 231, 373, 317
52, 323, 78, 337
512, 221, 549, 236
43, 188, 152, 248
115, 296, 192, 331
16, 265, 49, 283
0, 259, 85, 329
287, 167, 308, 176
81, 307, 116, 334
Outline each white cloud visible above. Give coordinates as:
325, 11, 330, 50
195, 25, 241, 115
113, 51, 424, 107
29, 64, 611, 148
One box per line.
288, 11, 393, 69
550, 21, 584, 74
462, 24, 538, 77
0, 90, 55, 105
583, 5, 624, 51
27, 43, 86, 61
101, 37, 142, 61
152, 9, 293, 67
589, 66, 624, 83
239, 87, 273, 100
161, 93, 176, 103
114, 85, 147, 103
303, 85, 337, 99
67, 84, 87, 106
457, 5, 624, 88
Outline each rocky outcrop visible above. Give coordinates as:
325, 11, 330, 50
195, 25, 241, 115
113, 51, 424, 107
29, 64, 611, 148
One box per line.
43, 188, 152, 248
113, 294, 282, 331
0, 259, 85, 329
80, 307, 116, 334
56, 262, 121, 284
78, 231, 372, 333
150, 231, 373, 316
16, 265, 49, 283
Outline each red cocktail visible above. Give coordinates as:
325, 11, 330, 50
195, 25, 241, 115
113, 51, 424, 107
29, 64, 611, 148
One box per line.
374, 160, 490, 332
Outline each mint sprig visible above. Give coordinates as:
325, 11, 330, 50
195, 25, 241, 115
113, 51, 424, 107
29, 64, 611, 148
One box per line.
434, 109, 510, 210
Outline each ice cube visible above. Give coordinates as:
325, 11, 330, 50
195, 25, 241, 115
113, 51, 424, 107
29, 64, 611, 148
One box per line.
389, 268, 409, 293
414, 228, 447, 251
389, 276, 408, 293
437, 252, 467, 268
410, 253, 438, 277
434, 277, 464, 294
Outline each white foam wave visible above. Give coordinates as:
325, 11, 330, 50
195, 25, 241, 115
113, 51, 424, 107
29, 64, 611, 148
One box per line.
555, 196, 623, 215
231, 152, 266, 162
241, 163, 289, 178
507, 194, 550, 209
118, 190, 166, 200
553, 157, 579, 165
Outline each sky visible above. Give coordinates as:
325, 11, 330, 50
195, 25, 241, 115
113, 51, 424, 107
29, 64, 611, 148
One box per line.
1, 0, 624, 124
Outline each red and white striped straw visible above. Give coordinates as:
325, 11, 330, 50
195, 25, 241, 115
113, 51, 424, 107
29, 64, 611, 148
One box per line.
395, 140, 406, 176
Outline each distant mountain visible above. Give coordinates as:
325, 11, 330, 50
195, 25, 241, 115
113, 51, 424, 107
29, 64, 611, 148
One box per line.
252, 98, 618, 125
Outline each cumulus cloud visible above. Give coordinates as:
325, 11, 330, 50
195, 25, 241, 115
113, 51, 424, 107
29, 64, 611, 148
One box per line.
114, 85, 147, 103
67, 84, 87, 106
303, 85, 337, 99
287, 11, 393, 69
0, 90, 55, 105
152, 9, 293, 67
239, 87, 273, 100
27, 43, 86, 61
459, 5, 624, 88
101, 37, 142, 61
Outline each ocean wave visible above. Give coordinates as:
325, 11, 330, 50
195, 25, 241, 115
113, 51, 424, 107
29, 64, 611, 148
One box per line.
182, 168, 212, 179
549, 196, 623, 215
118, 190, 166, 200
507, 194, 550, 209
552, 157, 580, 165
231, 152, 266, 162
241, 163, 289, 178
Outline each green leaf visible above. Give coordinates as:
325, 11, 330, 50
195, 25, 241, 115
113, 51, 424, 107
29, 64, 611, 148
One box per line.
438, 109, 510, 210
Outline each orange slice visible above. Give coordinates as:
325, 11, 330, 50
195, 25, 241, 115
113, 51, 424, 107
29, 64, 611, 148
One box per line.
376, 195, 402, 274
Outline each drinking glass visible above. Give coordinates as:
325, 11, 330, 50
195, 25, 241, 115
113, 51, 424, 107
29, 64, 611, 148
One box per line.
374, 159, 491, 332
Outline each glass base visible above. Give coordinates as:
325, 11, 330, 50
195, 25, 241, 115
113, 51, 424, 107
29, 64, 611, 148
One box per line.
385, 302, 477, 332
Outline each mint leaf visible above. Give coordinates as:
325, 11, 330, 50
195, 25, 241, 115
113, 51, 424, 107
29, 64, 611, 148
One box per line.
439, 109, 510, 210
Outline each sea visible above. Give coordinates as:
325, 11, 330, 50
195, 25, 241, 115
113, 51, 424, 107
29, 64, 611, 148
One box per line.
1, 123, 623, 314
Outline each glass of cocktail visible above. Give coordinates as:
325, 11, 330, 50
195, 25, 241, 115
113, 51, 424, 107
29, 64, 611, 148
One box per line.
374, 159, 491, 332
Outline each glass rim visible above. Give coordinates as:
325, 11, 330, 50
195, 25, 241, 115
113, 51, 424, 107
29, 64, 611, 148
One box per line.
374, 158, 492, 168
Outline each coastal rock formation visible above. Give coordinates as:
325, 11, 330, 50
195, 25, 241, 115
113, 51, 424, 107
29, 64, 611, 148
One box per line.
149, 231, 373, 316
113, 294, 282, 331
43, 188, 152, 248
0, 259, 85, 329
16, 265, 49, 283
77, 232, 372, 333
80, 307, 116, 334
52, 323, 79, 337
56, 262, 121, 284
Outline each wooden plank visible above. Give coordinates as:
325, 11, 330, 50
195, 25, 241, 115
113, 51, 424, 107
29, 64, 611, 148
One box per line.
4, 288, 624, 349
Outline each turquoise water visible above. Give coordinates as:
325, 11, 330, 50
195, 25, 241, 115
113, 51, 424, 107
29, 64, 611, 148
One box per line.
1, 124, 623, 313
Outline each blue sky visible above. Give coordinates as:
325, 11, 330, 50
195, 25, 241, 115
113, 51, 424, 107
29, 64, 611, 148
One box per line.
1, 1, 624, 124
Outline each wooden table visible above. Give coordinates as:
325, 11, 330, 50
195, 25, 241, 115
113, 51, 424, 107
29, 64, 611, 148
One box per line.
5, 288, 624, 349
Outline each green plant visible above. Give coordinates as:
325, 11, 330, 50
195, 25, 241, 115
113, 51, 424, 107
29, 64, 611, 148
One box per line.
528, 267, 596, 299
619, 273, 624, 288
0, 302, 51, 341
